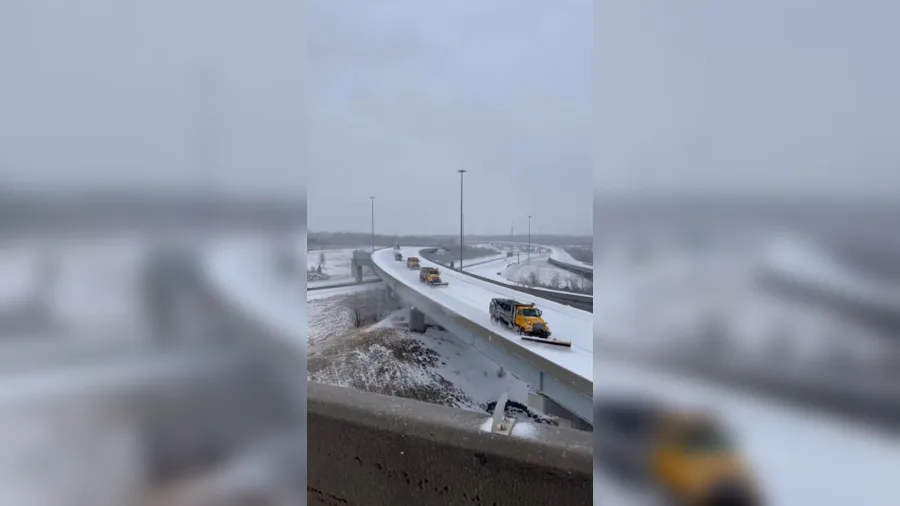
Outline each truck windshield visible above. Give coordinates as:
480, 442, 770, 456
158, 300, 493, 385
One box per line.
519, 308, 540, 317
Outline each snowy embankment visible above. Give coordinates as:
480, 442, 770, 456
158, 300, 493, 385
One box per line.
306, 247, 379, 287
307, 285, 555, 424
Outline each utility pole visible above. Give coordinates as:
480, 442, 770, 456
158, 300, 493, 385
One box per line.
458, 170, 466, 270
370, 196, 375, 252
527, 215, 532, 265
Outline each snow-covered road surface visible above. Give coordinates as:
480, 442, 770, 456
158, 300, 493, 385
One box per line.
372, 247, 592, 385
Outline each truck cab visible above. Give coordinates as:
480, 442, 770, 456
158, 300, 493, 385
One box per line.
394, 252, 402, 261
407, 256, 420, 269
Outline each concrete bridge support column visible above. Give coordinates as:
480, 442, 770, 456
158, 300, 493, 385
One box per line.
409, 307, 426, 333
349, 259, 363, 283
528, 393, 592, 432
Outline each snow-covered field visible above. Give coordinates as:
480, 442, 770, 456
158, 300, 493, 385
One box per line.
306, 247, 378, 287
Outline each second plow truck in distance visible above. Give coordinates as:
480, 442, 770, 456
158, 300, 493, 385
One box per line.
419, 266, 448, 287
489, 298, 571, 347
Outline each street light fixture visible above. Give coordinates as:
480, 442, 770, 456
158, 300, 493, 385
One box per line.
458, 170, 467, 270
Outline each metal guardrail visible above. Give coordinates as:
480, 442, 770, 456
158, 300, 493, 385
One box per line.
307, 278, 383, 291
370, 248, 592, 424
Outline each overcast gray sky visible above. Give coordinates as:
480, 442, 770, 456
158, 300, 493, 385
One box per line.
597, 0, 900, 199
307, 0, 592, 236
0, 0, 305, 198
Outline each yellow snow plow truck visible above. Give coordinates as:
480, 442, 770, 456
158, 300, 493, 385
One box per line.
406, 256, 420, 269
594, 398, 761, 506
488, 298, 571, 347
419, 266, 448, 287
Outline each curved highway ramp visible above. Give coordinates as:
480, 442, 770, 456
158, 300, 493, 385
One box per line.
371, 247, 593, 426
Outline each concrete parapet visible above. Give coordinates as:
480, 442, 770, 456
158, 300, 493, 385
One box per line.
307, 381, 592, 506
546, 256, 593, 281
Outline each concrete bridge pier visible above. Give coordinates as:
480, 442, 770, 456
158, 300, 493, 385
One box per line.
350, 250, 376, 284
409, 306, 426, 333
349, 259, 364, 283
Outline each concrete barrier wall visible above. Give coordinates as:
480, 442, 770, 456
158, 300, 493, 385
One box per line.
547, 256, 593, 281
307, 381, 592, 506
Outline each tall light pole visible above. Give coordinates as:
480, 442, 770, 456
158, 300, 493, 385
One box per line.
369, 196, 375, 252
527, 215, 532, 265
458, 169, 466, 270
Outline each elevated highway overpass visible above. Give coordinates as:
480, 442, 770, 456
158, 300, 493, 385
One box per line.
370, 247, 593, 427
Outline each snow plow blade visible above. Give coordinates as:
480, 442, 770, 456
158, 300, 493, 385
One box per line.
429, 282, 449, 287
520, 335, 571, 347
